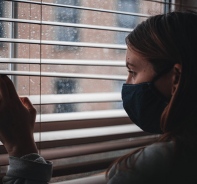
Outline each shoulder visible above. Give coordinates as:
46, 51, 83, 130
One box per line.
136, 141, 175, 164
134, 141, 174, 172
107, 141, 175, 184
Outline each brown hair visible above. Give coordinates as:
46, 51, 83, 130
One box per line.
126, 11, 197, 143
106, 11, 197, 179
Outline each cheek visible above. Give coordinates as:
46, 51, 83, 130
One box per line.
154, 75, 173, 99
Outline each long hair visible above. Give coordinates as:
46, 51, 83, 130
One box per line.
126, 11, 197, 143
106, 11, 197, 179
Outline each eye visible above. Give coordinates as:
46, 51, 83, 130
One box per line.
127, 70, 136, 77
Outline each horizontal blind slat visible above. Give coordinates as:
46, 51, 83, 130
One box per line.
144, 0, 197, 9
36, 109, 128, 122
0, 17, 133, 32
41, 136, 156, 160
22, 93, 121, 105
0, 124, 142, 145
0, 136, 156, 166
33, 117, 132, 133
0, 58, 125, 66
0, 38, 127, 49
33, 124, 142, 142
51, 174, 105, 184
8, 0, 150, 17
35, 132, 149, 150
0, 70, 127, 80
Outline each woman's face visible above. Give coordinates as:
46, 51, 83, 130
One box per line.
125, 48, 173, 99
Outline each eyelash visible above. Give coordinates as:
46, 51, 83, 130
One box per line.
127, 70, 136, 77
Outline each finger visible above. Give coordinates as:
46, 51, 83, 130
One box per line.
0, 75, 10, 100
2, 75, 21, 103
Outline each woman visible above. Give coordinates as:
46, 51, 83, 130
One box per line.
107, 11, 197, 184
1, 11, 197, 183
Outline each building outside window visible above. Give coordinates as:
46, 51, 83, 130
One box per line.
116, 0, 138, 44
55, 0, 79, 51
55, 79, 77, 113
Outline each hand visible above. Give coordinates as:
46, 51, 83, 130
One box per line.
0, 75, 38, 157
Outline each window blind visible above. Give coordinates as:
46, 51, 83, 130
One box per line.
0, 0, 169, 182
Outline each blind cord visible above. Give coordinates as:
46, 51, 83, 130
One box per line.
38, 0, 43, 155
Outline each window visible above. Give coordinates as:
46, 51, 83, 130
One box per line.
0, 0, 175, 183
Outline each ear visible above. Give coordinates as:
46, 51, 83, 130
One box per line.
171, 63, 182, 96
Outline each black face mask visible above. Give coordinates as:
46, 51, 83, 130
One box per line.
121, 81, 169, 134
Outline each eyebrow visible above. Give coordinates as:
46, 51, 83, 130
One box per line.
126, 62, 136, 68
